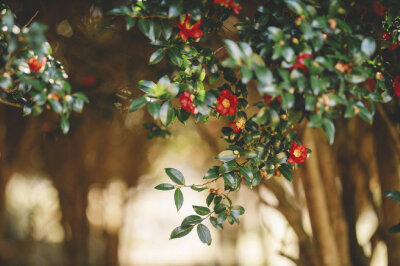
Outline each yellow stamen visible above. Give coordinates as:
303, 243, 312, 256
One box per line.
293, 149, 301, 157
236, 117, 246, 129
222, 98, 230, 108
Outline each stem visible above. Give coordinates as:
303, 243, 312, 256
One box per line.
0, 98, 23, 109
183, 177, 220, 188
23, 11, 39, 28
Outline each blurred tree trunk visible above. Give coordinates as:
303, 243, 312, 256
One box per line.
336, 119, 369, 266
373, 113, 400, 266
315, 131, 351, 266
301, 127, 341, 266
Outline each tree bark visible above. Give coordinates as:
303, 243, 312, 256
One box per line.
373, 114, 400, 266
315, 131, 351, 266
301, 127, 341, 266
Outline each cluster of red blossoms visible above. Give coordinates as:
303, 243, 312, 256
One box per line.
216, 89, 238, 116
179, 91, 199, 114
393, 76, 400, 97
287, 142, 308, 165
178, 14, 203, 41
214, 0, 242, 15
28, 56, 47, 72
228, 117, 246, 133
290, 53, 313, 73
264, 94, 282, 106
373, 1, 387, 17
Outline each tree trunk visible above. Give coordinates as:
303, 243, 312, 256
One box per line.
373, 114, 400, 266
301, 127, 341, 266
315, 131, 351, 266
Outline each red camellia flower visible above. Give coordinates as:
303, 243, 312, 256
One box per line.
388, 44, 399, 51
382, 32, 391, 40
290, 53, 313, 73
264, 94, 282, 106
214, 0, 242, 15
373, 1, 387, 17
179, 91, 199, 114
178, 13, 203, 41
287, 142, 308, 165
28, 56, 47, 72
216, 89, 238, 116
364, 78, 376, 91
228, 117, 246, 133
393, 76, 400, 97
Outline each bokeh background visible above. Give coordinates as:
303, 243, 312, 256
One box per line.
0, 0, 399, 265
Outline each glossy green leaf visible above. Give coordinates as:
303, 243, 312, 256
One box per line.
174, 188, 184, 211
170, 225, 193, 239
155, 183, 175, 190
165, 168, 185, 185
197, 224, 212, 245
193, 206, 210, 215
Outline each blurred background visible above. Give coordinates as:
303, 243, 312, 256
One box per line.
0, 0, 399, 265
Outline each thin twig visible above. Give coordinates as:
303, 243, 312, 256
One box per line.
0, 98, 23, 109
24, 11, 39, 28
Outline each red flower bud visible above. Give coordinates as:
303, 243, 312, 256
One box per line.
264, 94, 282, 106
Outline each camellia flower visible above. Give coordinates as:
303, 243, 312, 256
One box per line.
287, 142, 308, 165
216, 89, 238, 116
290, 53, 313, 73
214, 0, 242, 15
264, 94, 282, 106
178, 13, 203, 41
28, 56, 47, 72
393, 75, 400, 97
388, 44, 399, 51
228, 117, 246, 133
364, 78, 376, 91
179, 91, 199, 114
373, 1, 387, 17
382, 32, 392, 40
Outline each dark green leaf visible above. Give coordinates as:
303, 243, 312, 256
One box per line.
181, 215, 202, 226
174, 188, 184, 211
279, 164, 293, 182
129, 96, 147, 112
155, 183, 175, 190
149, 48, 165, 65
170, 225, 193, 239
197, 224, 212, 245
165, 168, 185, 185
193, 206, 210, 215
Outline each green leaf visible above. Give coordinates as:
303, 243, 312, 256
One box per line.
160, 101, 175, 126
204, 166, 219, 179
126, 17, 136, 30
167, 47, 182, 67
240, 66, 253, 84
197, 224, 212, 245
361, 37, 376, 57
206, 193, 215, 206
219, 161, 237, 174
193, 206, 210, 215
222, 173, 238, 188
279, 164, 293, 182
386, 190, 400, 203
49, 100, 62, 114
129, 96, 147, 112
60, 116, 70, 134
138, 80, 156, 93
155, 183, 175, 190
285, 0, 308, 16
160, 20, 172, 39
174, 188, 184, 211
170, 225, 193, 239
165, 168, 185, 185
255, 66, 273, 85
147, 101, 161, 119
322, 118, 335, 145
149, 48, 165, 65
190, 186, 208, 192
210, 217, 223, 230
216, 150, 237, 162
108, 5, 131, 16
224, 39, 242, 63
168, 1, 183, 18
181, 215, 202, 226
